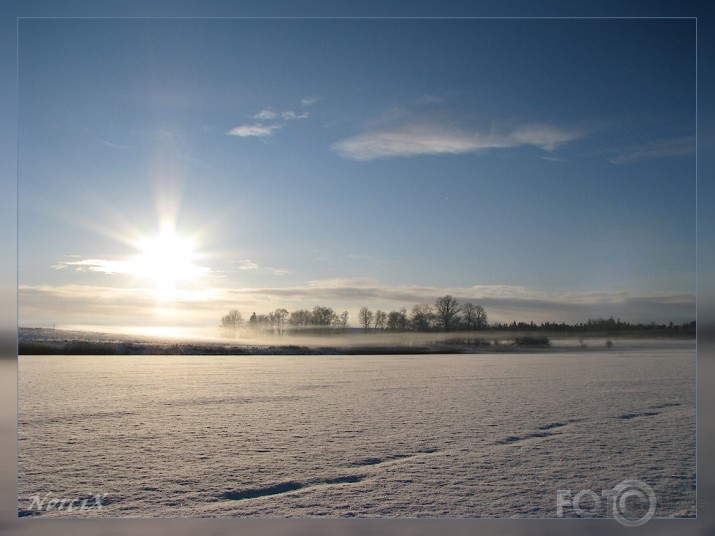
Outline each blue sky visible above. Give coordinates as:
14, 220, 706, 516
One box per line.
17, 17, 696, 336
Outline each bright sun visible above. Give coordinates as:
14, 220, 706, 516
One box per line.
131, 228, 205, 299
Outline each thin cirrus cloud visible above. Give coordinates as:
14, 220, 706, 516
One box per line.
51, 259, 135, 275
300, 96, 320, 107
226, 123, 282, 138
253, 109, 309, 121
237, 260, 260, 271
52, 257, 212, 279
331, 121, 583, 161
234, 260, 288, 276
227, 101, 313, 138
607, 136, 696, 164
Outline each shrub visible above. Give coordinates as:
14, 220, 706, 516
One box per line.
514, 336, 551, 348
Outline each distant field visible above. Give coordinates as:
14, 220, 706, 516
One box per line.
18, 327, 694, 356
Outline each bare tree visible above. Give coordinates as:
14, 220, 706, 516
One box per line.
359, 307, 374, 333
251, 313, 271, 334
374, 309, 387, 331
335, 311, 350, 331
273, 308, 289, 335
289, 309, 312, 328
462, 303, 488, 344
386, 308, 409, 331
312, 306, 337, 327
463, 302, 478, 330
475, 304, 488, 329
411, 303, 434, 332
434, 295, 462, 332
220, 309, 244, 337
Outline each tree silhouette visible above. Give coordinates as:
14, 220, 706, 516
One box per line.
410, 303, 434, 332
336, 311, 350, 331
311, 306, 337, 327
273, 308, 289, 335
462, 303, 478, 330
434, 295, 462, 332
359, 307, 374, 333
386, 308, 408, 331
289, 309, 312, 328
463, 303, 488, 330
474, 304, 487, 329
374, 309, 387, 331
220, 309, 244, 337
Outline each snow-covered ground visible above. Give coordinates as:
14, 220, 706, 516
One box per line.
17, 341, 695, 518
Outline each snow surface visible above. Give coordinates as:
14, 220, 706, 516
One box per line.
17, 342, 695, 518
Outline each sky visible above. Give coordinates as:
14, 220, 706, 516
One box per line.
17, 17, 697, 338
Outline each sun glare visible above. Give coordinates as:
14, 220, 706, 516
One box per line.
131, 228, 205, 299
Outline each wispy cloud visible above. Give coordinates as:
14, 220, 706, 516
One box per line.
20, 280, 694, 333
301, 96, 320, 107
253, 109, 279, 120
228, 103, 312, 139
332, 121, 583, 161
258, 279, 694, 324
52, 259, 135, 275
82, 127, 130, 150
226, 123, 282, 138
239, 278, 693, 322
608, 136, 695, 164
99, 139, 129, 150
46, 252, 692, 326
19, 284, 227, 335
281, 110, 309, 120
237, 260, 260, 271
231, 260, 288, 275
52, 256, 212, 280
510, 124, 580, 152
253, 109, 309, 121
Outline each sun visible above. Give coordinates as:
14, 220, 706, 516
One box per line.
131, 227, 205, 299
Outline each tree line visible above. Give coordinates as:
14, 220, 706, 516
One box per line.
220, 295, 487, 337
488, 317, 696, 335
220, 295, 694, 338
220, 306, 350, 337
